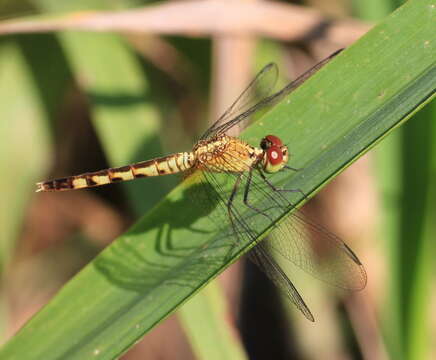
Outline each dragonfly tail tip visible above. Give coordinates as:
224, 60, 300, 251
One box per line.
35, 182, 44, 192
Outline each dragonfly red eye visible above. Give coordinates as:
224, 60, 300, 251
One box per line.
261, 135, 283, 150
267, 146, 283, 165
265, 135, 283, 147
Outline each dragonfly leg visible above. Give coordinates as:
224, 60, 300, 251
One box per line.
227, 173, 243, 210
243, 170, 274, 222
283, 165, 301, 172
226, 173, 255, 250
226, 173, 243, 243
258, 169, 307, 200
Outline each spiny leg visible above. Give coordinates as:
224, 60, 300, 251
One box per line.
227, 173, 244, 245
283, 165, 301, 172
258, 168, 307, 200
243, 169, 274, 222
227, 174, 243, 211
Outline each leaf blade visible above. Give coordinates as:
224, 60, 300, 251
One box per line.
0, 0, 434, 359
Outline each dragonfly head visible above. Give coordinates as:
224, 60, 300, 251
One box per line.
260, 135, 289, 173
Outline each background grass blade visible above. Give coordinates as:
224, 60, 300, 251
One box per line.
37, 0, 175, 214
353, 1, 436, 358
0, 0, 434, 359
0, 39, 51, 271
179, 282, 248, 360
398, 102, 435, 360
56, 31, 173, 214
0, 31, 71, 271
0, 33, 69, 340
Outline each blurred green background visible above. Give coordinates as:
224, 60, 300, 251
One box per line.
0, 0, 434, 359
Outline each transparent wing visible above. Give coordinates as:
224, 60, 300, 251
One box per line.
200, 63, 278, 140
202, 49, 344, 140
192, 146, 366, 320
266, 212, 367, 291
199, 167, 314, 321
249, 239, 315, 321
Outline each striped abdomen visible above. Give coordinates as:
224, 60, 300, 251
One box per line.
36, 152, 195, 192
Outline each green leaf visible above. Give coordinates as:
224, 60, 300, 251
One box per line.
179, 282, 248, 360
0, 38, 53, 270
399, 103, 436, 360
0, 0, 434, 359
353, 1, 436, 358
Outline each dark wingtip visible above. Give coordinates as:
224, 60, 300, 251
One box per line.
302, 306, 315, 322
332, 48, 345, 57
342, 242, 362, 265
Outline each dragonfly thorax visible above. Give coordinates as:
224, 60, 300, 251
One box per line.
260, 135, 289, 173
193, 135, 262, 173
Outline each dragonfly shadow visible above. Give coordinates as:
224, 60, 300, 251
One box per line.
94, 180, 237, 293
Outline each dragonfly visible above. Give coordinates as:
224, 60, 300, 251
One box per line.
36, 49, 367, 321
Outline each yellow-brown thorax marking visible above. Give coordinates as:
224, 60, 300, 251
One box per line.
194, 135, 262, 173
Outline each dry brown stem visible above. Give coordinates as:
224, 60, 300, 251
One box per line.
0, 0, 370, 45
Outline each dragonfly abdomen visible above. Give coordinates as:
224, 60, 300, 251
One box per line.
36, 152, 195, 192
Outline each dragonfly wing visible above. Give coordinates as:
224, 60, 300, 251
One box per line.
240, 164, 367, 291
193, 133, 365, 320
200, 167, 314, 321
249, 240, 315, 321
205, 49, 344, 139
200, 63, 278, 140
202, 149, 366, 285
265, 212, 367, 291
